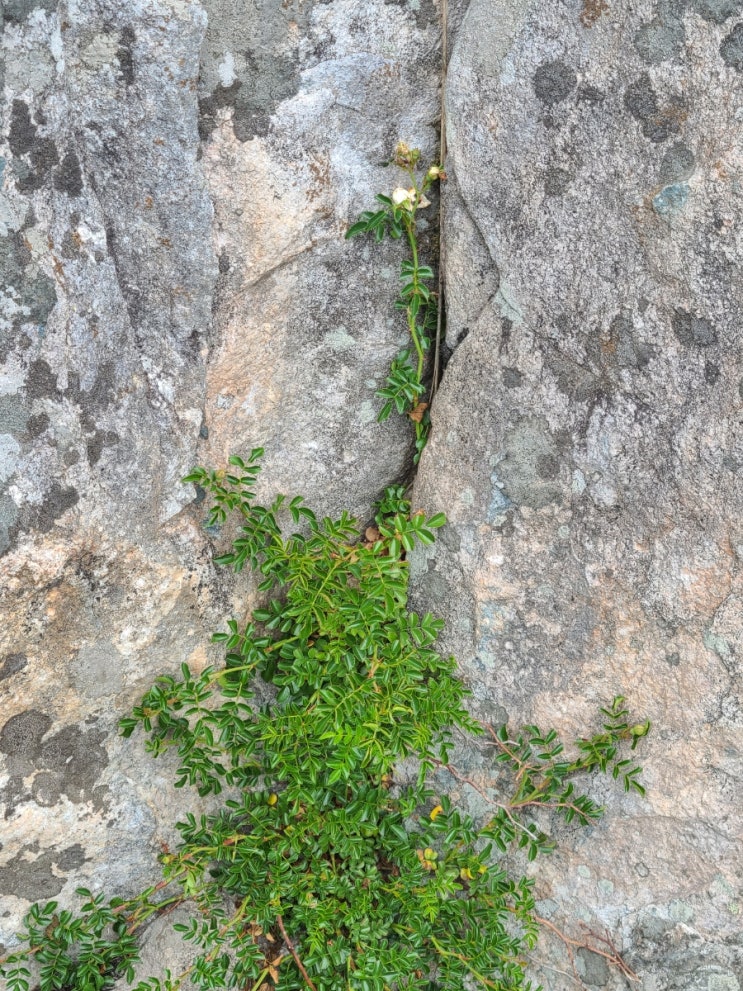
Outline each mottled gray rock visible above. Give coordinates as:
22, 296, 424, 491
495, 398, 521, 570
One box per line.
0, 0, 439, 947
110, 906, 200, 991
197, 0, 440, 514
412, 0, 742, 987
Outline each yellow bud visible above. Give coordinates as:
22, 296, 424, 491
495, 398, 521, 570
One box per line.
267, 793, 278, 806
430, 804, 444, 821
460, 868, 474, 881
424, 847, 437, 860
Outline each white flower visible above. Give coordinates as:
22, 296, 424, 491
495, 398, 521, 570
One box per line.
392, 187, 414, 207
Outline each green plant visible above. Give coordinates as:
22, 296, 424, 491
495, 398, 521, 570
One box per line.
0, 451, 649, 991
346, 143, 443, 464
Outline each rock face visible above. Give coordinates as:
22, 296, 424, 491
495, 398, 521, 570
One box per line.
0, 0, 438, 944
2, 0, 742, 986
412, 0, 743, 987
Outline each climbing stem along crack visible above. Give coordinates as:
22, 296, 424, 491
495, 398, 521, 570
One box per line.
346, 142, 445, 464
0, 447, 649, 991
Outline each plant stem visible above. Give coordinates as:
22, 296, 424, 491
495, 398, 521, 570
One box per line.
276, 914, 318, 991
404, 217, 426, 382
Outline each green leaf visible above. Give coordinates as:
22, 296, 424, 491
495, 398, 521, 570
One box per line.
346, 221, 370, 239
427, 513, 447, 528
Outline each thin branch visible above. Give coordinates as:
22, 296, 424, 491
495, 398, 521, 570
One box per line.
431, 757, 539, 841
534, 915, 639, 983
481, 722, 543, 782
276, 914, 318, 991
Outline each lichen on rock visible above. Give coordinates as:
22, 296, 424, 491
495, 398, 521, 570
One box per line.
412, 0, 743, 985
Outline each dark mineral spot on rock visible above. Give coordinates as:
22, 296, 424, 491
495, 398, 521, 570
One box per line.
25, 358, 59, 400
0, 710, 52, 758
8, 100, 36, 156
0, 844, 88, 902
117, 26, 136, 86
502, 367, 524, 388
1, 712, 109, 816
634, 14, 686, 64
720, 22, 743, 70
53, 150, 83, 197
31, 772, 60, 806
26, 412, 50, 437
0, 235, 26, 297
624, 74, 685, 142
576, 947, 611, 986
383, 0, 438, 27
86, 433, 104, 466
2, 0, 56, 23
653, 182, 689, 217
17, 138, 59, 194
690, 0, 742, 23
0, 653, 28, 681
607, 314, 653, 369
232, 100, 271, 142
498, 417, 564, 509
7, 99, 60, 193
537, 453, 560, 480
0, 394, 28, 435
704, 361, 721, 383
624, 73, 659, 119
544, 167, 574, 196
33, 139, 59, 174
198, 81, 243, 141
672, 308, 718, 347
532, 60, 578, 106
67, 362, 117, 418
0, 846, 64, 901
22, 272, 58, 326
0, 494, 20, 557
39, 724, 108, 805
658, 141, 696, 184
56, 843, 87, 871
85, 429, 119, 466
577, 84, 605, 103
34, 482, 79, 532
218, 250, 231, 274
